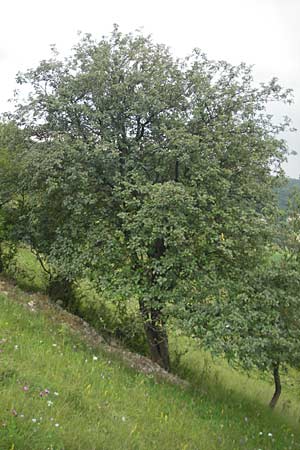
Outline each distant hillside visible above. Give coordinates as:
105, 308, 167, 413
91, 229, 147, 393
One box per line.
276, 178, 300, 210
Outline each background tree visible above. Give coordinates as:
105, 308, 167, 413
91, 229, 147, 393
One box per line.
0, 121, 27, 271
284, 186, 300, 255
180, 254, 300, 409
13, 27, 292, 370
181, 187, 300, 409
14, 138, 88, 308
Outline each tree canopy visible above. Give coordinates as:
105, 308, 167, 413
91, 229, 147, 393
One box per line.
11, 27, 293, 370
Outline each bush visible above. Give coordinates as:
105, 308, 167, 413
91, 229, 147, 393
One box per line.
76, 283, 148, 355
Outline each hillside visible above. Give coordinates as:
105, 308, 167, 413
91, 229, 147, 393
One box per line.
0, 276, 300, 450
277, 177, 300, 210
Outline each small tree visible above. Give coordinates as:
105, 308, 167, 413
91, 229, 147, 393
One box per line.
12, 28, 292, 369
181, 234, 300, 409
14, 138, 83, 307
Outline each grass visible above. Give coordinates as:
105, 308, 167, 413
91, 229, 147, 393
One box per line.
0, 286, 299, 450
1, 248, 300, 449
6, 246, 48, 292
169, 334, 300, 422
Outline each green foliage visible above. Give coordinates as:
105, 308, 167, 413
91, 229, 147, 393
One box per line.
10, 27, 293, 368
185, 257, 300, 368
276, 178, 300, 210
285, 187, 300, 256
0, 121, 28, 271
77, 281, 148, 354
5, 246, 48, 292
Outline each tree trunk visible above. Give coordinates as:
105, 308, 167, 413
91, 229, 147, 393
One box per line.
139, 300, 170, 371
137, 237, 170, 371
269, 363, 281, 409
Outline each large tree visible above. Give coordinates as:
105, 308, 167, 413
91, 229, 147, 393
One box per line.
13, 27, 292, 369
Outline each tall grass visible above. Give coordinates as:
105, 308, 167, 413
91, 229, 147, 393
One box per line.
5, 246, 48, 292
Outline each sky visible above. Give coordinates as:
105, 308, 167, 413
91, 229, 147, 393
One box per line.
1, 0, 299, 178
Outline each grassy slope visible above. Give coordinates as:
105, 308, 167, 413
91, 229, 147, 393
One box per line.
0, 281, 299, 450
1, 249, 300, 449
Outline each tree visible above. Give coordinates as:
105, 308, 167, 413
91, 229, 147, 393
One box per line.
0, 121, 27, 271
12, 27, 292, 370
181, 187, 300, 409
284, 185, 300, 255
11, 138, 83, 306
180, 254, 300, 408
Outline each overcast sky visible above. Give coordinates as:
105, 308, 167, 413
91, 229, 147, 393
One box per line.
1, 0, 299, 178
